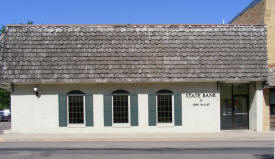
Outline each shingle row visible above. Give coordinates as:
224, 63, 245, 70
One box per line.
0, 24, 268, 83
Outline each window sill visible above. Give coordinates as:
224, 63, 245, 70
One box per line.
157, 123, 174, 127
67, 124, 86, 128
112, 124, 130, 128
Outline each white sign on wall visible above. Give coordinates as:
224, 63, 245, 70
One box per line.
185, 93, 217, 107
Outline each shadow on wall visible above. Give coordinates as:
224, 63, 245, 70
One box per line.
263, 89, 270, 108
12, 83, 218, 96
248, 83, 256, 112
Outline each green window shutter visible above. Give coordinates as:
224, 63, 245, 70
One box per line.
130, 93, 138, 126
58, 94, 67, 127
174, 93, 182, 126
148, 93, 156, 126
85, 94, 93, 127
104, 94, 112, 126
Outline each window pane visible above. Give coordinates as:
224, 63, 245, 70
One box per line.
271, 106, 275, 116
157, 95, 172, 123
113, 95, 129, 123
233, 84, 249, 95
270, 89, 275, 105
68, 96, 84, 124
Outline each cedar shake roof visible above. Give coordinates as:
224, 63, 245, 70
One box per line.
0, 24, 268, 83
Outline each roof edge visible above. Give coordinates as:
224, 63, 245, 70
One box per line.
5, 24, 266, 28
0, 79, 267, 85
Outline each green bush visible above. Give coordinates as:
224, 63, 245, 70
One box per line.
0, 89, 10, 110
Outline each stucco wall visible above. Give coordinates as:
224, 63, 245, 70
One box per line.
249, 82, 264, 131
11, 83, 221, 134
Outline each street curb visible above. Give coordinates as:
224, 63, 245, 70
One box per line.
0, 132, 274, 142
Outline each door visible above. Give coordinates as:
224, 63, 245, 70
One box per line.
221, 95, 248, 130
232, 96, 249, 129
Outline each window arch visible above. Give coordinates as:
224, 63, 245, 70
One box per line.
67, 90, 85, 124
157, 89, 173, 124
112, 89, 129, 94
112, 89, 130, 124
157, 89, 173, 94
68, 90, 84, 95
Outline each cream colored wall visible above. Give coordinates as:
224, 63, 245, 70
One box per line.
11, 83, 220, 134
263, 88, 270, 131
263, 0, 275, 131
265, 0, 275, 65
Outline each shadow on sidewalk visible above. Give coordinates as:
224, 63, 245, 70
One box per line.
254, 154, 274, 159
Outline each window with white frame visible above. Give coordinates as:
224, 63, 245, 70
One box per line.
67, 90, 85, 124
112, 90, 130, 124
157, 89, 173, 123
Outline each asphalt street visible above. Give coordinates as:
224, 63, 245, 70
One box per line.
0, 141, 273, 159
0, 122, 273, 159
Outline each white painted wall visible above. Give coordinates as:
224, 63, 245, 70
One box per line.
11, 94, 59, 133
11, 83, 220, 133
182, 92, 220, 132
255, 82, 264, 131
249, 82, 264, 132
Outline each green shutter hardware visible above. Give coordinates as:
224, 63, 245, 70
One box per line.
130, 94, 138, 126
104, 94, 112, 126
148, 93, 157, 126
174, 93, 182, 126
58, 94, 67, 127
85, 94, 93, 127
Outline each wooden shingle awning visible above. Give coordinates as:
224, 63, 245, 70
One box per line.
0, 24, 268, 84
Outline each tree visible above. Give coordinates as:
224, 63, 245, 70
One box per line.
20, 20, 34, 25
0, 25, 6, 35
0, 89, 10, 110
0, 20, 34, 35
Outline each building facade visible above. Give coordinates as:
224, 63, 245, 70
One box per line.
230, 0, 275, 131
0, 24, 267, 134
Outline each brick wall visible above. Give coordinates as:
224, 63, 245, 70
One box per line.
231, 0, 265, 24
265, 0, 275, 65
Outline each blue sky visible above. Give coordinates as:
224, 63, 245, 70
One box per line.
0, 0, 253, 25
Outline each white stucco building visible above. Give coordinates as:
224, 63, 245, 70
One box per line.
0, 24, 268, 134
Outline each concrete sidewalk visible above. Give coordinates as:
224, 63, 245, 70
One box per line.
0, 131, 274, 142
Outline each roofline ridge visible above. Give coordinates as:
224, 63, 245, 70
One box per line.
5, 24, 266, 28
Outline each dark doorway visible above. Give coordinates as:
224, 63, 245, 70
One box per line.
221, 84, 249, 130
